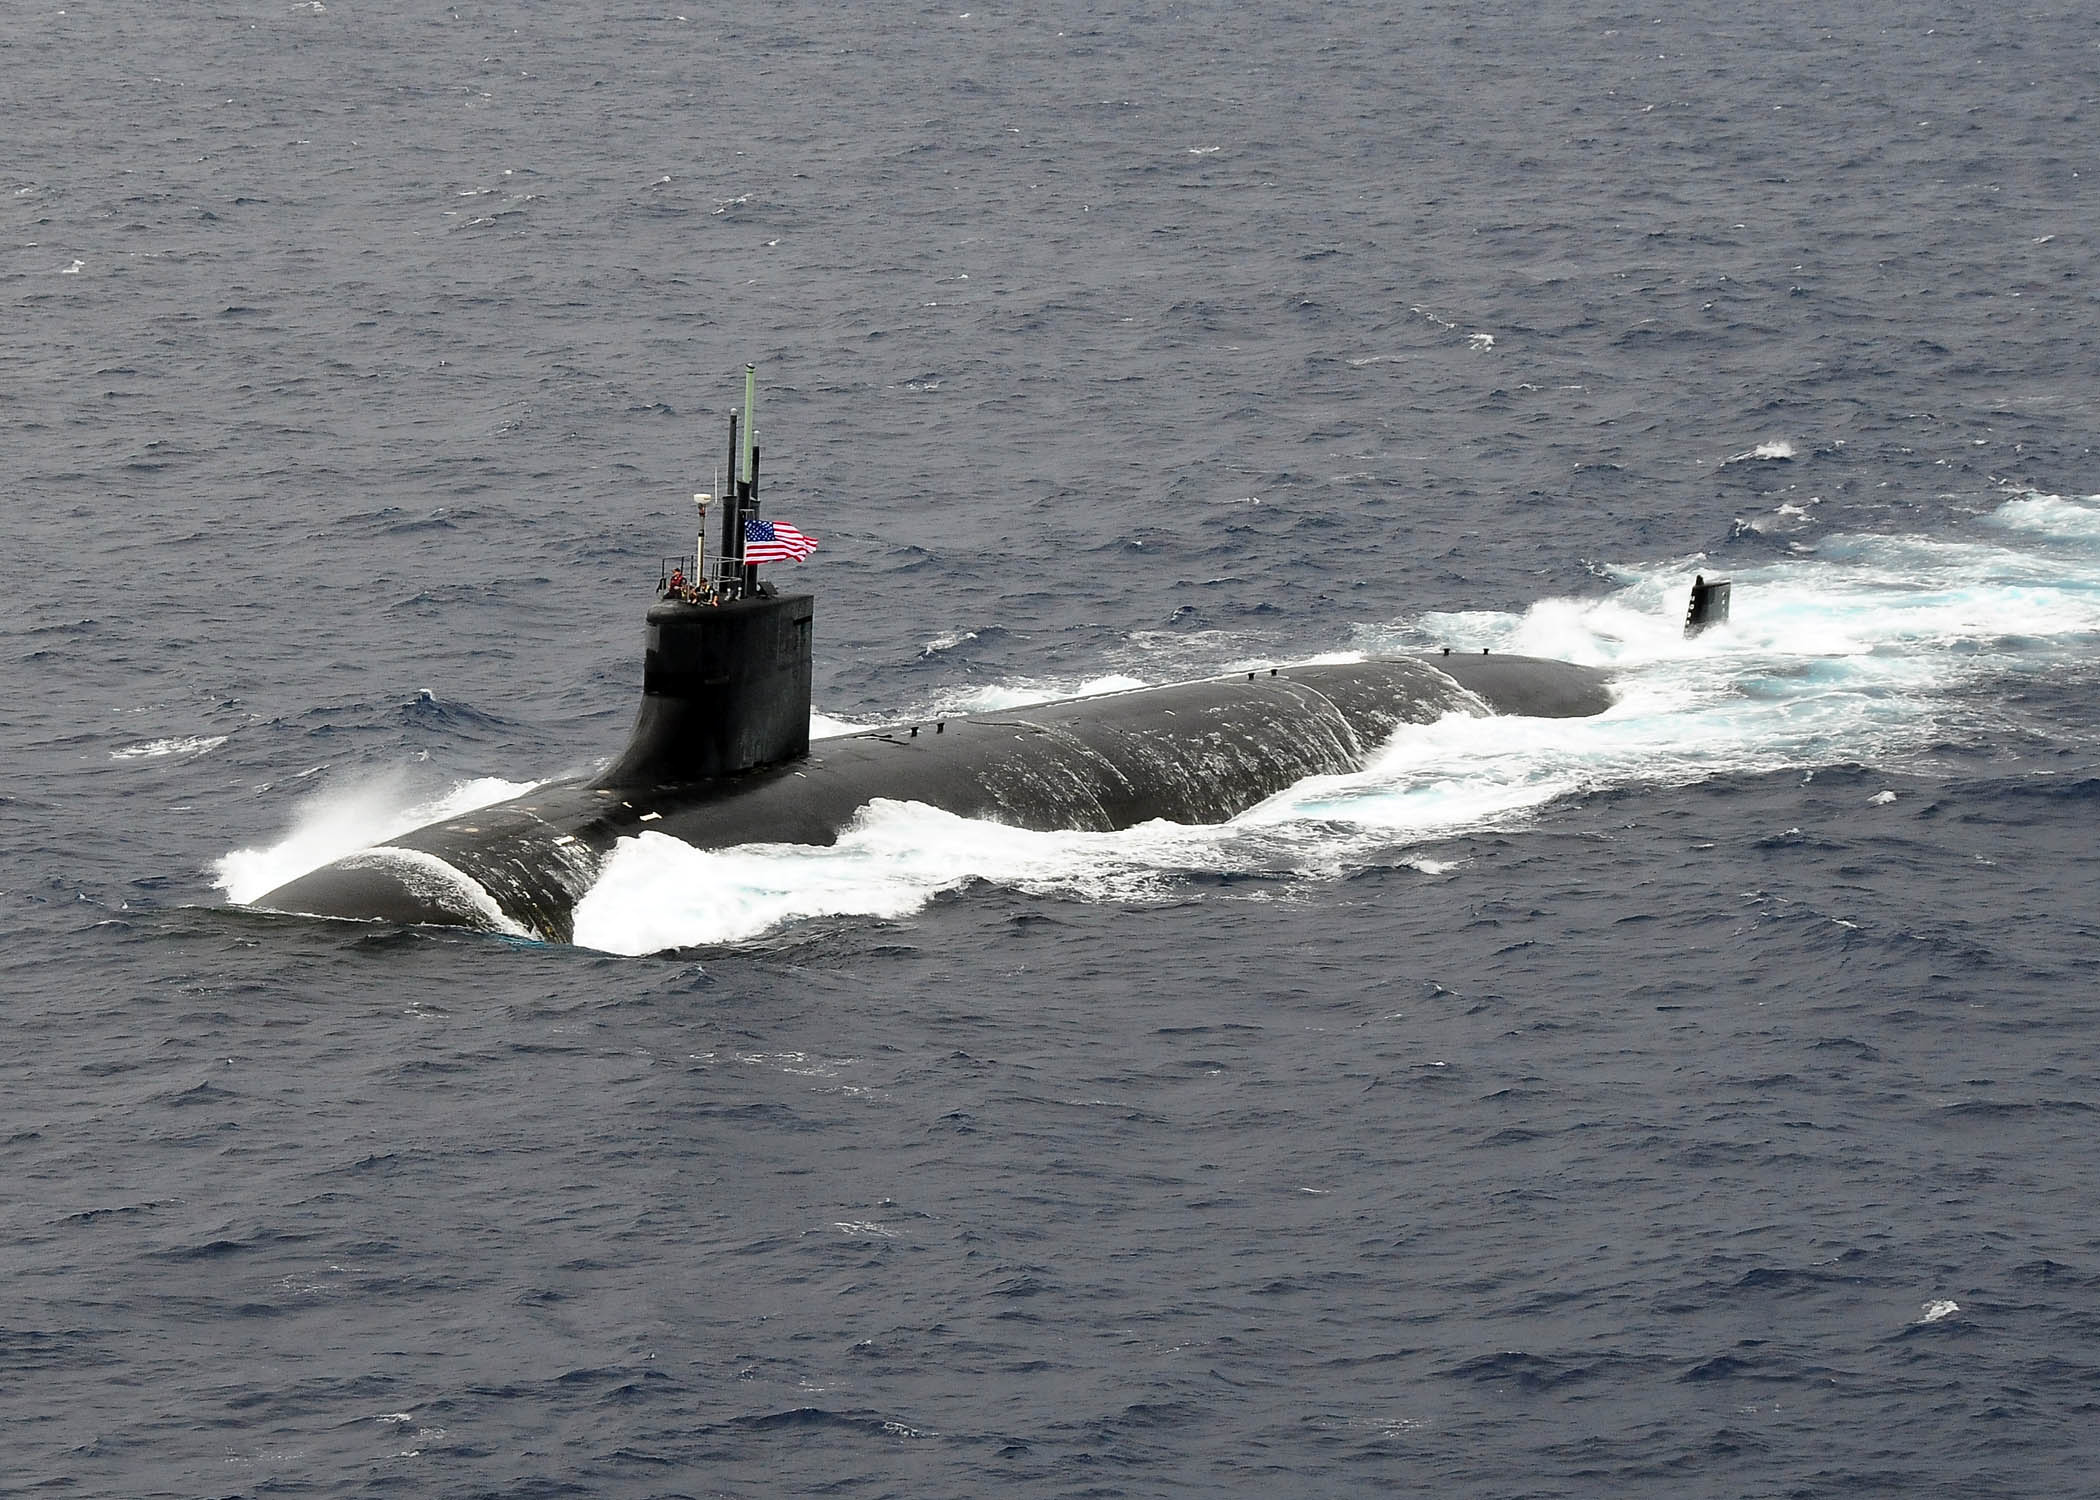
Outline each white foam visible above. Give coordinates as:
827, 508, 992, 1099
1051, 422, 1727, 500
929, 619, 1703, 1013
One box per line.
1918, 1299, 1960, 1324
943, 674, 1150, 714
809, 710, 866, 741
571, 809, 1220, 955
809, 678, 1151, 738
111, 735, 226, 761
1725, 439, 1797, 462
1985, 491, 2100, 541
215, 772, 536, 904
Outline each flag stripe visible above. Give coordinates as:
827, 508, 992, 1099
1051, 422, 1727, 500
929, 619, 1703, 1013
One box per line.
744, 517, 818, 564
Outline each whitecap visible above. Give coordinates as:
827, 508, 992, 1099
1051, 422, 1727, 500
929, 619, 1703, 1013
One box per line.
111, 735, 226, 761
1985, 491, 2100, 541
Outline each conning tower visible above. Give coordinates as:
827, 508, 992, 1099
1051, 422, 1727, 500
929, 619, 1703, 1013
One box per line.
596, 365, 814, 789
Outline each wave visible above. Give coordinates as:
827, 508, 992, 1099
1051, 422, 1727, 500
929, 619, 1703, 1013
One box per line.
111, 735, 227, 761
1983, 490, 2100, 540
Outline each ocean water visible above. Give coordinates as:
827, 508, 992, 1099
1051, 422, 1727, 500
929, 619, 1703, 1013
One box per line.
7, 1, 2100, 1494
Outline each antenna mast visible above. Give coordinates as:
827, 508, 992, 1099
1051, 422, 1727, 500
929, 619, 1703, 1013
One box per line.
717, 410, 741, 593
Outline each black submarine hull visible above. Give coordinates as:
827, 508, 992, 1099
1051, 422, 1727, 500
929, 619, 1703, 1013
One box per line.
253, 642, 1611, 944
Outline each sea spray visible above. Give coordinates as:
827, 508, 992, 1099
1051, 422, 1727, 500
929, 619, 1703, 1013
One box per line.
215, 772, 537, 906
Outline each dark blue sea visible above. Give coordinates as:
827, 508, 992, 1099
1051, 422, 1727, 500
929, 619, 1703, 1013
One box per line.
7, 2, 2100, 1494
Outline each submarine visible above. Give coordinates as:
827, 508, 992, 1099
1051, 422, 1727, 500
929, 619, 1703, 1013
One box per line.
252, 367, 1703, 944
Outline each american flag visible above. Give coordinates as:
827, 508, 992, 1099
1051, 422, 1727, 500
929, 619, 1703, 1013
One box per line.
743, 517, 818, 564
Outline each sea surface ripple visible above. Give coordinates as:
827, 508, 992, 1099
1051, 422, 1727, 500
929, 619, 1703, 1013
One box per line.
5, 2, 2099, 1495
